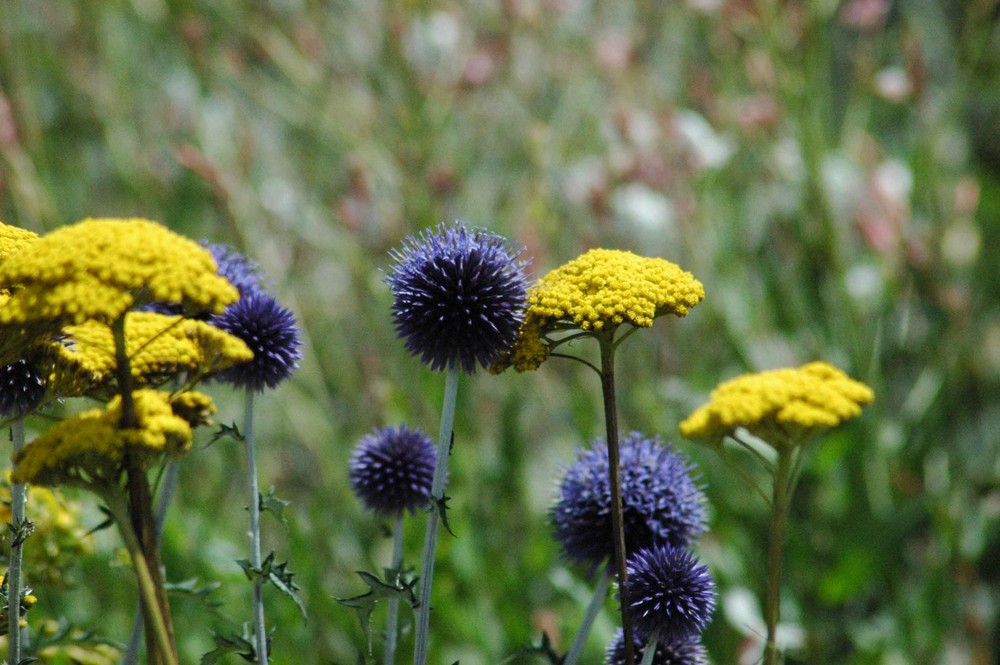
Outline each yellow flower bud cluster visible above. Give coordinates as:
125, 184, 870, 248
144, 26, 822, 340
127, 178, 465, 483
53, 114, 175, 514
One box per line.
12, 389, 215, 487
0, 218, 238, 326
498, 249, 705, 371
680, 361, 875, 448
0, 477, 91, 587
60, 312, 253, 394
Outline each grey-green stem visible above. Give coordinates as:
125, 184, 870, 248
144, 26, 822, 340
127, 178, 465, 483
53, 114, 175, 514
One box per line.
9, 420, 27, 665
413, 367, 460, 665
562, 565, 612, 665
384, 514, 405, 665
244, 388, 269, 663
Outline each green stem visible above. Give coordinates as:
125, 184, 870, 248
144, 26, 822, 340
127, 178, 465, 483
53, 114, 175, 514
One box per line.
122, 459, 182, 665
9, 419, 27, 665
102, 488, 178, 665
384, 514, 405, 665
562, 565, 612, 665
597, 333, 635, 665
244, 388, 268, 664
763, 446, 794, 665
638, 632, 659, 665
413, 367, 460, 665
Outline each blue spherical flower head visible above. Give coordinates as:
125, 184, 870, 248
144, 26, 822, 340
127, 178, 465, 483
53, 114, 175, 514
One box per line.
212, 292, 303, 391
349, 425, 437, 516
0, 359, 46, 418
605, 629, 708, 665
620, 544, 716, 643
386, 222, 528, 373
551, 432, 707, 570
202, 242, 266, 297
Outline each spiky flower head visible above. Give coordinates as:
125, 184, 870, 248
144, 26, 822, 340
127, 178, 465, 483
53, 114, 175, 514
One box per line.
0, 218, 238, 326
211, 291, 302, 392
620, 544, 716, 643
202, 242, 266, 297
605, 630, 709, 665
496, 249, 704, 371
552, 432, 707, 570
680, 361, 875, 449
349, 425, 437, 516
386, 222, 529, 373
0, 358, 46, 419
12, 389, 215, 488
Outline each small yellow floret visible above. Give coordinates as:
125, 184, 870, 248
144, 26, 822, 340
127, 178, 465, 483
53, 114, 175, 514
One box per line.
497, 249, 704, 371
59, 312, 253, 394
0, 222, 38, 264
12, 389, 213, 487
679, 361, 875, 448
0, 218, 238, 326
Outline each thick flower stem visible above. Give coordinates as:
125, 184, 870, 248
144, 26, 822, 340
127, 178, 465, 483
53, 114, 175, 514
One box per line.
244, 388, 269, 664
102, 489, 178, 665
113, 314, 177, 665
763, 446, 793, 665
413, 368, 460, 665
9, 420, 27, 665
597, 333, 635, 665
563, 565, 612, 665
384, 515, 405, 665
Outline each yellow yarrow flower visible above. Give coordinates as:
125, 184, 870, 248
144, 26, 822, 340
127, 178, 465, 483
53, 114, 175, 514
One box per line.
12, 389, 215, 487
0, 218, 238, 326
679, 361, 874, 448
498, 249, 705, 371
0, 222, 38, 264
60, 312, 253, 394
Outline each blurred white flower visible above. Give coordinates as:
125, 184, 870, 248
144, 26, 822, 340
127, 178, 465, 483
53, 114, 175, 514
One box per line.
875, 67, 912, 102
724, 587, 805, 665
611, 182, 676, 251
674, 110, 735, 170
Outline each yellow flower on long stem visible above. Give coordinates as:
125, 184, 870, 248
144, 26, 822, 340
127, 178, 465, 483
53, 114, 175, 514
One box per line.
497, 248, 705, 372
497, 248, 705, 665
681, 362, 873, 665
680, 361, 874, 448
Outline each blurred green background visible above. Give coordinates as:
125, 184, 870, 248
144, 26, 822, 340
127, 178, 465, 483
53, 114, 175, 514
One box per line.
2, 0, 999, 663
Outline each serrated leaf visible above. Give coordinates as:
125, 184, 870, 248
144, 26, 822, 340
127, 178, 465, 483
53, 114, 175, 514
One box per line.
267, 559, 307, 622
8, 517, 35, 547
200, 629, 257, 665
434, 494, 456, 537
335, 569, 419, 655
259, 486, 290, 528
208, 422, 244, 446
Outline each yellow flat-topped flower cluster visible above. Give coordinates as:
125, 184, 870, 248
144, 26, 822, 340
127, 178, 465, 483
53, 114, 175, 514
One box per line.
12, 389, 215, 487
680, 361, 874, 448
0, 218, 238, 326
0, 222, 38, 264
497, 249, 705, 371
62, 312, 253, 392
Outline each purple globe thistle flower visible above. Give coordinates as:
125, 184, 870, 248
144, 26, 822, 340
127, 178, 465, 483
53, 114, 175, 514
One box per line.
605, 629, 708, 665
0, 359, 46, 418
386, 222, 528, 373
349, 425, 437, 516
212, 291, 303, 392
620, 544, 716, 643
201, 242, 266, 297
551, 432, 707, 570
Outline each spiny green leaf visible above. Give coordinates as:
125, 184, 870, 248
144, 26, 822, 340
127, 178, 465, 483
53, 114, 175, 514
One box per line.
208, 422, 244, 446
200, 628, 258, 664
259, 486, 291, 527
